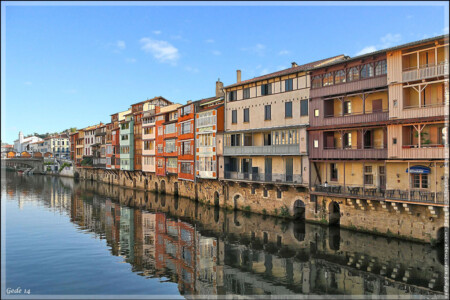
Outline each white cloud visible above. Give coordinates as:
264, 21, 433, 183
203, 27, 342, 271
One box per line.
355, 33, 402, 56
116, 40, 126, 50
278, 50, 290, 55
185, 66, 199, 73
380, 33, 401, 48
242, 44, 266, 56
212, 50, 221, 56
355, 46, 377, 56
153, 30, 162, 35
125, 58, 137, 63
140, 38, 180, 65
24, 81, 32, 85
205, 39, 214, 43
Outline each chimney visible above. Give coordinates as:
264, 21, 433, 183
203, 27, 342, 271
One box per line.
237, 70, 241, 83
187, 100, 192, 104
291, 62, 298, 68
216, 79, 224, 98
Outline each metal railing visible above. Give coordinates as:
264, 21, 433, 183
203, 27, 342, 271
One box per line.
223, 144, 300, 156
224, 171, 302, 184
313, 184, 446, 204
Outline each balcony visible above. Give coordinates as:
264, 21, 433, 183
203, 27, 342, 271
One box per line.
317, 146, 388, 160
196, 115, 217, 128
223, 144, 300, 156
312, 184, 446, 205
402, 62, 448, 82
224, 171, 303, 185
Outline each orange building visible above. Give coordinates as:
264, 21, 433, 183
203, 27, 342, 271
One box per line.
177, 101, 196, 181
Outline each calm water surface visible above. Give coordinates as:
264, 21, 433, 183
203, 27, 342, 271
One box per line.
2, 173, 447, 298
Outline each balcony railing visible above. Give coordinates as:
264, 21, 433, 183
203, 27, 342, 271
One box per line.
197, 116, 216, 127
312, 184, 445, 205
223, 144, 300, 156
402, 62, 449, 82
224, 171, 302, 184
403, 102, 446, 110
324, 108, 388, 118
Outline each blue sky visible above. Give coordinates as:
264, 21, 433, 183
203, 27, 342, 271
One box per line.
2, 1, 448, 144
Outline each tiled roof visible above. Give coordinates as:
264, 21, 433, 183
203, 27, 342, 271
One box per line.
225, 54, 346, 89
311, 34, 449, 71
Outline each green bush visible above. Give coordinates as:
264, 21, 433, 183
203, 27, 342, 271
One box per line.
279, 205, 290, 218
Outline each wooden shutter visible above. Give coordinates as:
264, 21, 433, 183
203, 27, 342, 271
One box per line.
372, 99, 382, 113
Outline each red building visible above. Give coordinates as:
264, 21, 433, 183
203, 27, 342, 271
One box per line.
177, 101, 196, 181
155, 104, 181, 177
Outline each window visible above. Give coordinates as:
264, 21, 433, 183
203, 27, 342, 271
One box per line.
180, 162, 192, 174
264, 105, 271, 120
312, 76, 322, 88
180, 122, 191, 134
314, 109, 319, 117
343, 132, 352, 148
330, 163, 338, 181
261, 83, 272, 95
157, 144, 163, 153
243, 134, 252, 146
230, 134, 241, 146
263, 189, 268, 197
264, 133, 271, 146
144, 140, 154, 150
393, 100, 398, 107
323, 73, 334, 86
181, 105, 191, 116
277, 189, 282, 199
441, 127, 448, 145
334, 70, 346, 84
165, 123, 176, 135
243, 108, 249, 122
167, 158, 177, 169
228, 91, 237, 101
165, 139, 176, 153
285, 102, 292, 118
314, 139, 319, 148
361, 63, 374, 78
285, 79, 293, 91
344, 101, 352, 114
300, 99, 309, 116
412, 174, 428, 189
180, 141, 191, 155
375, 60, 387, 76
364, 166, 373, 185
232, 110, 237, 124
347, 67, 359, 82
251, 187, 255, 194
243, 88, 250, 99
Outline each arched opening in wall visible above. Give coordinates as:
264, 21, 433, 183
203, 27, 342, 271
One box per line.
160, 194, 166, 207
214, 192, 220, 207
91, 175, 94, 182
293, 200, 305, 220
294, 222, 305, 242
436, 227, 448, 244
328, 201, 340, 226
144, 179, 148, 190
160, 180, 166, 194
174, 195, 179, 210
233, 194, 240, 211
214, 206, 220, 223
155, 182, 158, 193
174, 182, 178, 196
328, 226, 341, 251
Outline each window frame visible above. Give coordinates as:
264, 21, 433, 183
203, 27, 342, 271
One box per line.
285, 78, 293, 92
264, 105, 271, 120
285, 101, 292, 118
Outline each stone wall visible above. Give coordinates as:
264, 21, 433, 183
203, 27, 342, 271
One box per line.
75, 167, 448, 243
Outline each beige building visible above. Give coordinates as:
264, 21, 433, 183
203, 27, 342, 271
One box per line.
220, 56, 345, 195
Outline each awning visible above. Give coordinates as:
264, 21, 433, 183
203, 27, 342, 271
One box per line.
406, 165, 431, 174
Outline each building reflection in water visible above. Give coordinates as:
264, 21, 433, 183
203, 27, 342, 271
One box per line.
3, 174, 446, 297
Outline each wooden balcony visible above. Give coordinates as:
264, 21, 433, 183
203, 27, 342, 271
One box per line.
224, 171, 304, 185
397, 145, 446, 159
310, 147, 387, 160
310, 111, 388, 127
402, 62, 449, 82
310, 76, 387, 98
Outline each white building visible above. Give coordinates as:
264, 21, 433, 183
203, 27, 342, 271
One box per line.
13, 132, 43, 153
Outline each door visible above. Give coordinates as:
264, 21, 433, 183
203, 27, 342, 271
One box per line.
265, 158, 272, 182
326, 132, 335, 149
372, 99, 382, 113
242, 158, 251, 179
378, 166, 386, 190
285, 158, 293, 182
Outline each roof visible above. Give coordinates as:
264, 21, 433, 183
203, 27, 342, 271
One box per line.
130, 96, 173, 107
225, 54, 346, 89
311, 34, 449, 71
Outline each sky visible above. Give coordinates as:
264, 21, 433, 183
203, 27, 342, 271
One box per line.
1, 1, 449, 144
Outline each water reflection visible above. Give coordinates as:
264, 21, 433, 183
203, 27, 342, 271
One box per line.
3, 174, 446, 297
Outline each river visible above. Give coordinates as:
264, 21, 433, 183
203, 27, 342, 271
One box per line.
2, 173, 447, 298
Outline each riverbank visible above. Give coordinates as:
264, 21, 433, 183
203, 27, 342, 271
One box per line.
74, 167, 448, 244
